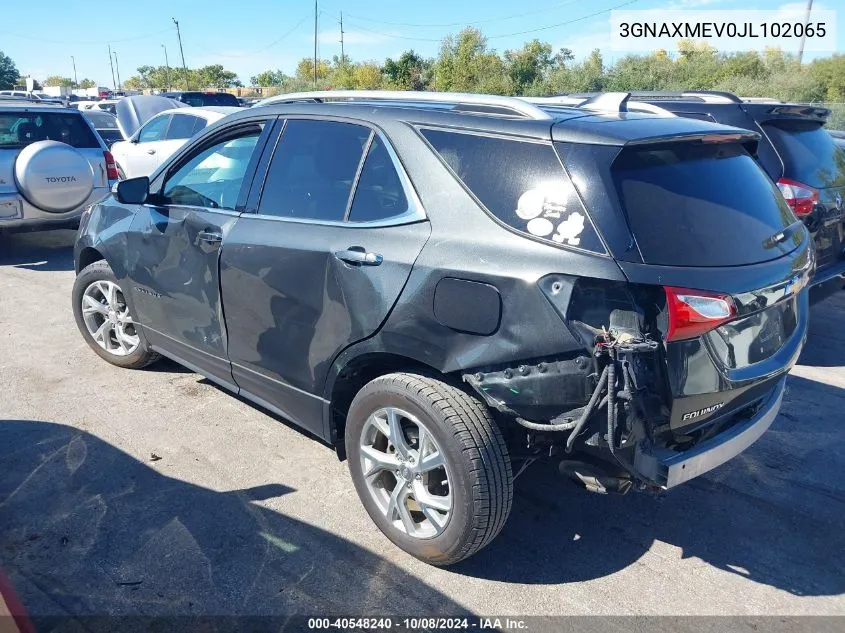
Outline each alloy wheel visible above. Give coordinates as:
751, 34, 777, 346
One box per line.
359, 406, 452, 539
81, 280, 140, 357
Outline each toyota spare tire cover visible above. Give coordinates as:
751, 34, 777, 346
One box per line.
14, 140, 95, 213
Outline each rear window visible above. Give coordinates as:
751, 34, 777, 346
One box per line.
0, 111, 99, 149
612, 143, 801, 267
763, 121, 845, 189
420, 128, 603, 253
83, 111, 119, 129
181, 92, 239, 107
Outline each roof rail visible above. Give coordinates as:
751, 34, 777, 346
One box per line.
522, 93, 676, 118
257, 90, 553, 121
679, 90, 741, 103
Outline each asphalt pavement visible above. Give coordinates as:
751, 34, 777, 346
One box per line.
0, 229, 843, 621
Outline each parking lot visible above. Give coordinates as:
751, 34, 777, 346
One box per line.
1, 229, 844, 619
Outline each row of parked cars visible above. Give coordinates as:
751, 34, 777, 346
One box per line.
3, 88, 844, 566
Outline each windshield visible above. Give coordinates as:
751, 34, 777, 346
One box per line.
182, 92, 240, 107
763, 121, 845, 189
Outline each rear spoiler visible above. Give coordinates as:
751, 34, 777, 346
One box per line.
745, 103, 830, 124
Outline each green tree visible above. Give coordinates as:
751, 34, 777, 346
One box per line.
78, 78, 96, 89
384, 50, 427, 91
505, 39, 553, 95
43, 75, 74, 88
435, 27, 511, 94
351, 62, 384, 90
295, 57, 331, 83
0, 51, 18, 89
251, 69, 288, 87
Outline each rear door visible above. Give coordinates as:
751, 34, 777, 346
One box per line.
762, 120, 845, 276
220, 118, 430, 435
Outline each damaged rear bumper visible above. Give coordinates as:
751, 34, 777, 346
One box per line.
633, 376, 786, 488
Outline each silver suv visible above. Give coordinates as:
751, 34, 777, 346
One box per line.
0, 99, 116, 231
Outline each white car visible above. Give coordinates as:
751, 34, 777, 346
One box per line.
110, 107, 237, 179
73, 100, 119, 114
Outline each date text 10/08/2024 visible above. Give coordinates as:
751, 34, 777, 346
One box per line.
307, 617, 529, 630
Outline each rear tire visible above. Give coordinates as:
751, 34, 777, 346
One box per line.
346, 372, 513, 566
72, 260, 160, 369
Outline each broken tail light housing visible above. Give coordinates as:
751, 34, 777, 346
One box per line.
777, 178, 818, 217
664, 287, 737, 342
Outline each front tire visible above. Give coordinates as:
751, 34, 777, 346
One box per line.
346, 373, 513, 566
72, 260, 159, 369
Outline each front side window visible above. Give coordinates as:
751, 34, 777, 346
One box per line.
257, 119, 370, 221
137, 114, 171, 143
420, 128, 603, 252
162, 125, 263, 210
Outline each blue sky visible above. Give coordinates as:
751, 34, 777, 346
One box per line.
1, 0, 842, 87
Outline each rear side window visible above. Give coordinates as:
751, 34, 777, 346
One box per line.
167, 114, 204, 140
763, 121, 845, 189
0, 111, 100, 149
612, 143, 801, 267
420, 128, 603, 253
257, 119, 370, 221
348, 136, 409, 223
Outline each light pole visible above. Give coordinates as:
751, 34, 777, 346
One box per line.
70, 55, 78, 89
162, 44, 171, 91
797, 0, 814, 64
113, 51, 121, 90
172, 18, 189, 90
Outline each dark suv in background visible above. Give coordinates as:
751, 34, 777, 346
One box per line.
160, 91, 241, 108
72, 91, 811, 565
628, 91, 843, 296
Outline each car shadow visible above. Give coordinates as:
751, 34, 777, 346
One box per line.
454, 372, 845, 597
0, 230, 76, 272
0, 420, 463, 625
796, 290, 845, 367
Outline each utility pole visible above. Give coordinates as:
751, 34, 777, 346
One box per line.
107, 45, 116, 90
339, 12, 345, 69
173, 18, 189, 89
313, 0, 318, 87
113, 51, 121, 90
162, 44, 171, 91
797, 0, 814, 64
70, 55, 78, 88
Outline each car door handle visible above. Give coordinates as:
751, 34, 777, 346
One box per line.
146, 148, 156, 154
197, 230, 223, 246
334, 248, 383, 266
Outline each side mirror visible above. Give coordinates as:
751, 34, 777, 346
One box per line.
116, 176, 150, 205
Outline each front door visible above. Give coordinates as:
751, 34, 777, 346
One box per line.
123, 113, 172, 178
220, 119, 430, 434
126, 120, 270, 384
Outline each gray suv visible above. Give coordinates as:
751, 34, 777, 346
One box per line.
72, 91, 811, 565
0, 99, 116, 231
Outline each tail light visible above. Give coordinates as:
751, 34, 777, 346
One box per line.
664, 287, 737, 342
104, 151, 118, 180
777, 178, 818, 217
